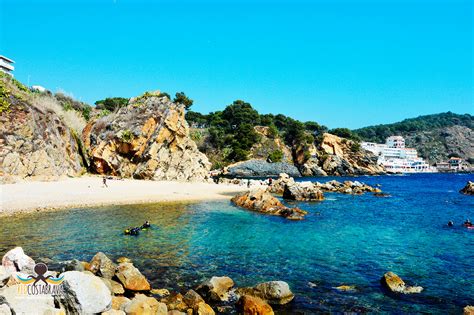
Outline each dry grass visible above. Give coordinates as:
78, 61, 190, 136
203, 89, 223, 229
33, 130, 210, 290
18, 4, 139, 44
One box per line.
33, 94, 86, 134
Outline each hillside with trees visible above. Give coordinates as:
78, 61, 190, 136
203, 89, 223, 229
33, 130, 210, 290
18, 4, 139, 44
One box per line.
354, 112, 474, 163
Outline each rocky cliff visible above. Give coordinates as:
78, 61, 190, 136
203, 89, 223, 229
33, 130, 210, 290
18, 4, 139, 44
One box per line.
298, 133, 385, 176
0, 74, 85, 183
83, 91, 211, 181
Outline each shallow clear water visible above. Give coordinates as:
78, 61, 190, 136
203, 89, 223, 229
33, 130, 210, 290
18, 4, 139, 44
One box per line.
1, 173, 473, 313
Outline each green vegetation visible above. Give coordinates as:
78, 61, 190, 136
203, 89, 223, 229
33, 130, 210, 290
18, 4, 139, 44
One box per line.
268, 150, 283, 162
95, 97, 129, 112
186, 100, 327, 163
173, 92, 193, 110
119, 129, 134, 142
158, 92, 170, 99
55, 92, 92, 121
354, 112, 474, 143
99, 109, 111, 117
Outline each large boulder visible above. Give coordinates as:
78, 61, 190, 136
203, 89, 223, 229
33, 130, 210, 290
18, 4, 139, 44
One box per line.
83, 91, 210, 181
460, 181, 474, 195
183, 290, 215, 315
225, 159, 301, 178
231, 189, 307, 220
55, 271, 112, 313
124, 294, 167, 315
1, 247, 35, 273
282, 182, 324, 201
160, 293, 189, 312
237, 281, 294, 305
115, 262, 151, 291
88, 252, 117, 279
237, 295, 274, 315
196, 276, 235, 302
267, 173, 295, 195
381, 272, 423, 294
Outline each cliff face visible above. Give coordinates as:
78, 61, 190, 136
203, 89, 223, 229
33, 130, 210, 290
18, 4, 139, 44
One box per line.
0, 75, 85, 183
403, 126, 473, 163
83, 91, 211, 181
298, 133, 385, 176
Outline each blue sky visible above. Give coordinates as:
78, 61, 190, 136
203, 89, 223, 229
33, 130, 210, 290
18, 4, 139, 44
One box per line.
0, 0, 472, 128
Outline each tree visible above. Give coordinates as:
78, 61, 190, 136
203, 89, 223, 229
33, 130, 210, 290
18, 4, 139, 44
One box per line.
329, 128, 361, 142
173, 92, 193, 110
222, 100, 260, 128
95, 97, 129, 111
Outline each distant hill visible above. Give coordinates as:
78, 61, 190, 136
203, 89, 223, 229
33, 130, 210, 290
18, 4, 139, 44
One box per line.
354, 112, 474, 163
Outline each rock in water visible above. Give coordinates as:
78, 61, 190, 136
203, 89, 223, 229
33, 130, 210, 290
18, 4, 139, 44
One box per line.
237, 295, 274, 315
237, 281, 295, 305
268, 173, 295, 195
1, 247, 35, 273
231, 189, 307, 220
282, 182, 324, 201
381, 272, 423, 294
115, 262, 151, 291
460, 181, 474, 195
464, 305, 474, 315
88, 252, 117, 279
56, 271, 112, 313
196, 276, 235, 302
225, 159, 301, 177
83, 91, 210, 181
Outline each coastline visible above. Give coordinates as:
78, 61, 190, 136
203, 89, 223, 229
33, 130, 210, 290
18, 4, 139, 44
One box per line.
0, 176, 247, 217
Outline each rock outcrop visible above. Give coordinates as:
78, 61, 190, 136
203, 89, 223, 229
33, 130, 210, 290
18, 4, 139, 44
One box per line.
460, 181, 474, 195
83, 91, 211, 181
231, 189, 307, 220
1, 247, 35, 273
298, 133, 385, 176
225, 159, 301, 177
282, 181, 324, 201
381, 272, 423, 294
0, 74, 85, 183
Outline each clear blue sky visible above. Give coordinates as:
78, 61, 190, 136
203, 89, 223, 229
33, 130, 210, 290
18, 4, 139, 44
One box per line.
0, 0, 472, 128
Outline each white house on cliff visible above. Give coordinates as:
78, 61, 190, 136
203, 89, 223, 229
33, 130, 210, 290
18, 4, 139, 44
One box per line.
0, 55, 15, 76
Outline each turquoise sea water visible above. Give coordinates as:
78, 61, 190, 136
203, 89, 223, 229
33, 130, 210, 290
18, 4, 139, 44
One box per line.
0, 173, 473, 313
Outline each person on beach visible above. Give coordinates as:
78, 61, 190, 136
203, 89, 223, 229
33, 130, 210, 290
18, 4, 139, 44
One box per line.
268, 178, 273, 186
247, 180, 251, 188
103, 176, 108, 188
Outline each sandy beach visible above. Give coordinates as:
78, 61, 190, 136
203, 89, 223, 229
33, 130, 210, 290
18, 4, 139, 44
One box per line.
0, 176, 247, 216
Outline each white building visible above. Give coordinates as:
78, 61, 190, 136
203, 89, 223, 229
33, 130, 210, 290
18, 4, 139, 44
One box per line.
362, 136, 436, 173
0, 55, 15, 76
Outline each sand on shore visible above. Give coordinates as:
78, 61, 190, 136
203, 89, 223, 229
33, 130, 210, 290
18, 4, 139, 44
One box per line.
0, 176, 248, 216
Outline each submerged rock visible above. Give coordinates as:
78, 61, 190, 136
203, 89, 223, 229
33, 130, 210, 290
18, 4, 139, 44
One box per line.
381, 272, 423, 294
115, 262, 151, 291
56, 271, 112, 313
231, 189, 307, 220
225, 159, 301, 177
460, 181, 474, 195
1, 247, 35, 273
237, 281, 295, 305
196, 276, 235, 302
333, 285, 357, 292
237, 295, 274, 315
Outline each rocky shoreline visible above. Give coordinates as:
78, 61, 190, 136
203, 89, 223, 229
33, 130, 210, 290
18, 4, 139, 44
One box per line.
2, 247, 469, 314
0, 247, 293, 315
